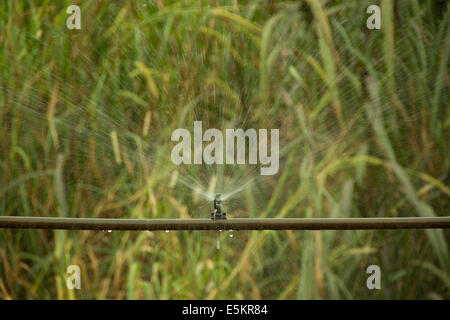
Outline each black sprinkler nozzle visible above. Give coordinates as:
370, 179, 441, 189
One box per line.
211, 194, 227, 220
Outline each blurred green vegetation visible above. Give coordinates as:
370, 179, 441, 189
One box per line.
0, 0, 449, 299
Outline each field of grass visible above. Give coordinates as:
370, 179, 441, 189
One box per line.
0, 0, 449, 299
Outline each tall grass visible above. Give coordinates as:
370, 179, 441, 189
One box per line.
0, 0, 448, 299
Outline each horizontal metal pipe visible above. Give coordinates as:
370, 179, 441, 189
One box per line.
0, 216, 449, 231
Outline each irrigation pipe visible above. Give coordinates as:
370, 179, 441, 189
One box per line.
0, 216, 449, 231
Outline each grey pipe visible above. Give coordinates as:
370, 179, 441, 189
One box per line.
0, 216, 449, 230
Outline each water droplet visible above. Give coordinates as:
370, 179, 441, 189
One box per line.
165, 230, 170, 233
107, 230, 112, 233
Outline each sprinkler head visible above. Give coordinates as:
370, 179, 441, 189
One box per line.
211, 194, 227, 220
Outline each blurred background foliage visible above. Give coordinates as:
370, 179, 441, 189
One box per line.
0, 0, 449, 299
